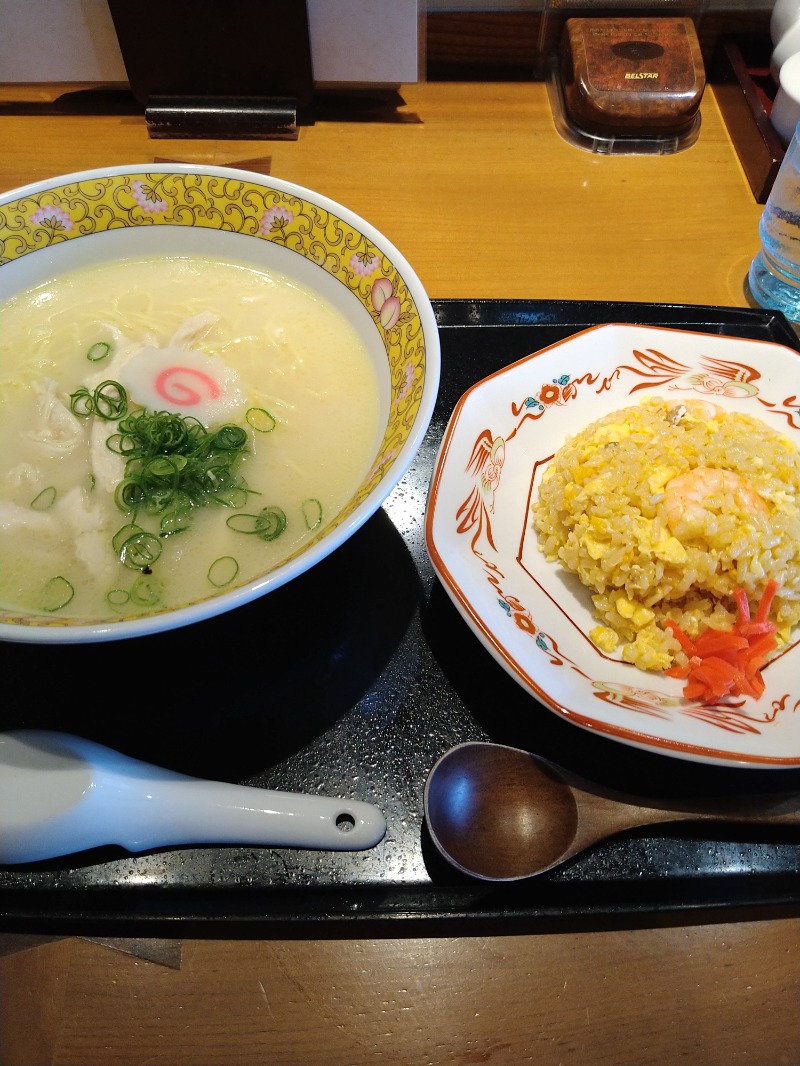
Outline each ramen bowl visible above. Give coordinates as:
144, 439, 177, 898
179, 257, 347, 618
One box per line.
0, 164, 439, 643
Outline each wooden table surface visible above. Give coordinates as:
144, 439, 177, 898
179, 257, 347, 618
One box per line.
1, 80, 798, 1066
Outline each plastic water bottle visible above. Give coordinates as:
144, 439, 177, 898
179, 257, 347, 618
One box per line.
749, 120, 800, 322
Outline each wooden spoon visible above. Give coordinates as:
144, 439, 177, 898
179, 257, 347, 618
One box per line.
423, 741, 800, 882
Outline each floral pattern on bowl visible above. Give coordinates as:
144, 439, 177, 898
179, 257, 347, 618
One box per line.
426, 323, 800, 767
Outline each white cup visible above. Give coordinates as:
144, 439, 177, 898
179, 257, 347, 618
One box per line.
772, 20, 800, 80
772, 0, 800, 46
771, 50, 800, 144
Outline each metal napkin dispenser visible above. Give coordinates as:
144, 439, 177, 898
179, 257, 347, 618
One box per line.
559, 17, 706, 143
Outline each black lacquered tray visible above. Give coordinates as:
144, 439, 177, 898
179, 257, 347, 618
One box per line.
3, 299, 800, 936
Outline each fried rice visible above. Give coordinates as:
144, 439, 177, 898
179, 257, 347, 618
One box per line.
531, 396, 800, 671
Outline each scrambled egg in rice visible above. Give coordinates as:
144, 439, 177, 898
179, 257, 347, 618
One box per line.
532, 397, 800, 672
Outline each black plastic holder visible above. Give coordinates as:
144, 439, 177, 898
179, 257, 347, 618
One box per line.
107, 0, 314, 140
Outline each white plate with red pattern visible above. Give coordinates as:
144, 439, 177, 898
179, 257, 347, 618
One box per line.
425, 323, 800, 768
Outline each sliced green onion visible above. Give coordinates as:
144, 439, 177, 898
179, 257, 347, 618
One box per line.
213, 425, 248, 450
247, 407, 276, 433
130, 573, 163, 606
147, 455, 185, 478
31, 486, 57, 511
41, 576, 74, 612
302, 498, 323, 530
93, 380, 128, 420
226, 513, 260, 534
138, 456, 184, 513
112, 523, 144, 554
256, 506, 287, 541
119, 531, 162, 570
115, 479, 145, 512
106, 588, 130, 609
106, 431, 136, 457
87, 341, 112, 362
106, 410, 251, 534
160, 509, 192, 537
208, 556, 239, 587
226, 506, 286, 541
70, 386, 94, 418
213, 486, 250, 509
69, 379, 128, 420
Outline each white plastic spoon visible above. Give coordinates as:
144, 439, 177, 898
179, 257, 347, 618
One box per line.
0, 730, 386, 864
